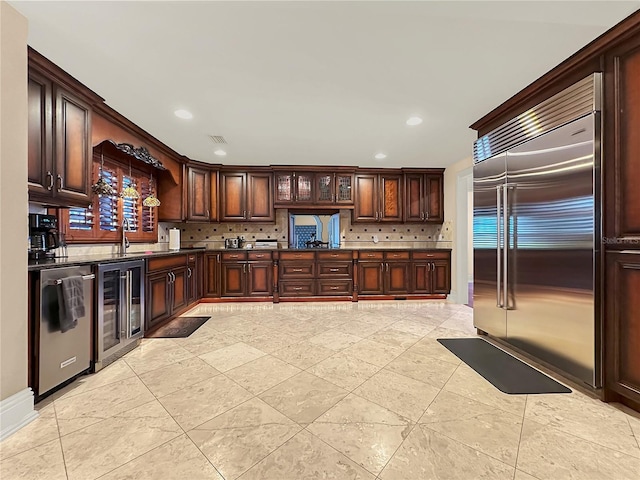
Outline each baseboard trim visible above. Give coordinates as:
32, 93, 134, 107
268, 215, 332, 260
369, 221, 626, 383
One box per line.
0, 388, 38, 441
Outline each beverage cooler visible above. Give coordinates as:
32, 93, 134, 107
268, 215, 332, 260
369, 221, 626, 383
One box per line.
96, 260, 145, 370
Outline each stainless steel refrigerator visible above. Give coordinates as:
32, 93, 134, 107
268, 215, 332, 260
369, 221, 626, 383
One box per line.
473, 74, 601, 388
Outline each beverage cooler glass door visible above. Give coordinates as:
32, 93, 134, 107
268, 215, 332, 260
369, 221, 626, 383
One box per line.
99, 268, 122, 355
128, 264, 143, 337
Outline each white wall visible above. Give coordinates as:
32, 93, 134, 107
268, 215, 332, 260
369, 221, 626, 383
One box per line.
443, 156, 473, 303
0, 2, 29, 400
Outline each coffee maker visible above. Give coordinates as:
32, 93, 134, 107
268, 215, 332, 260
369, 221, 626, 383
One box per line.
29, 214, 59, 260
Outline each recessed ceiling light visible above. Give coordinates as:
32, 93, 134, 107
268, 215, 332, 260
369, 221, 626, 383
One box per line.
406, 116, 423, 126
174, 109, 193, 120
214, 149, 227, 156
374, 153, 387, 160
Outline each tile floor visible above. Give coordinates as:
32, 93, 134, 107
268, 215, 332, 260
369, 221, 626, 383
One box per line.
2, 301, 640, 480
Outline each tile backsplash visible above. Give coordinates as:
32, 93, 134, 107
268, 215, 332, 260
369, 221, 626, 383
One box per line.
176, 209, 452, 249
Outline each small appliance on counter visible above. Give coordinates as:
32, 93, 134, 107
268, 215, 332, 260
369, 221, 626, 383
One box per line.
225, 236, 244, 249
29, 214, 59, 261
169, 228, 181, 251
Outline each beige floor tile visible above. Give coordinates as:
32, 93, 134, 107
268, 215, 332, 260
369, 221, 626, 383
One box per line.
443, 364, 527, 416
420, 390, 522, 466
439, 312, 476, 334
367, 328, 421, 349
307, 330, 363, 351
47, 360, 136, 402
525, 392, 640, 458
188, 397, 301, 479
271, 340, 335, 369
308, 394, 412, 475
0, 405, 59, 460
239, 430, 375, 480
385, 350, 458, 389
341, 338, 404, 367
158, 375, 253, 430
334, 320, 384, 337
124, 341, 194, 375
198, 342, 267, 372
138, 356, 220, 398
225, 355, 301, 395
406, 337, 462, 365
379, 425, 514, 480
54, 376, 155, 436
172, 328, 238, 356
515, 470, 541, 480
517, 419, 640, 480
308, 353, 380, 390
99, 434, 223, 480
426, 326, 475, 339
60, 400, 182, 480
388, 319, 437, 337
353, 369, 440, 421
0, 438, 67, 480
259, 371, 348, 423
244, 331, 301, 354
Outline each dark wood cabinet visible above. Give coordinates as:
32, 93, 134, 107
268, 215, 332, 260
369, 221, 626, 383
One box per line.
186, 167, 211, 221
605, 251, 640, 409
604, 35, 640, 244
28, 68, 92, 207
204, 253, 220, 298
220, 251, 273, 297
274, 170, 354, 208
404, 170, 444, 224
187, 254, 201, 305
145, 255, 191, 331
353, 172, 403, 223
411, 251, 451, 294
278, 250, 353, 297
358, 261, 385, 295
220, 170, 274, 222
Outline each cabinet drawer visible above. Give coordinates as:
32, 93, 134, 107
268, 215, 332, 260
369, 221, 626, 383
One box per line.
147, 255, 187, 272
385, 251, 410, 260
412, 251, 450, 260
359, 251, 384, 260
317, 280, 353, 296
317, 263, 353, 278
317, 250, 352, 261
280, 262, 315, 279
280, 281, 315, 296
248, 251, 272, 261
221, 251, 247, 261
279, 251, 315, 261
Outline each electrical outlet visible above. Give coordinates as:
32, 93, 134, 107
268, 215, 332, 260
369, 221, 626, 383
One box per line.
240, 235, 246, 241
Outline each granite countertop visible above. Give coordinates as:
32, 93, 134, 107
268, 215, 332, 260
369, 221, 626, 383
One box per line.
28, 246, 451, 271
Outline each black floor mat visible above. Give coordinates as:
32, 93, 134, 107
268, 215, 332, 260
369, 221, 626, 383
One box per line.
147, 316, 210, 338
438, 338, 571, 395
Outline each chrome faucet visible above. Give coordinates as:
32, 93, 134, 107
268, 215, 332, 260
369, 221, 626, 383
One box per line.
121, 217, 130, 254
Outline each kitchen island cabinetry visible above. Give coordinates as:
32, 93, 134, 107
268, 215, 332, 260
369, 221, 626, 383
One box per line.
28, 53, 95, 207
220, 170, 274, 222
403, 169, 444, 224
145, 255, 188, 331
353, 171, 403, 223
220, 251, 273, 297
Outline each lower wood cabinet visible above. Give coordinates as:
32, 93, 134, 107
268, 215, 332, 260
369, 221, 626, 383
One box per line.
220, 251, 273, 297
145, 255, 191, 331
411, 251, 451, 294
605, 251, 640, 409
204, 253, 221, 297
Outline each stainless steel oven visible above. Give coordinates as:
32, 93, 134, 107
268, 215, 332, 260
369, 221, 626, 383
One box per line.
96, 260, 145, 370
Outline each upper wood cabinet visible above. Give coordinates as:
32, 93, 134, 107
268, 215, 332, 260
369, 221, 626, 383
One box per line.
186, 166, 218, 222
220, 170, 274, 222
28, 69, 92, 207
353, 171, 403, 223
604, 34, 640, 245
274, 170, 354, 207
403, 169, 444, 224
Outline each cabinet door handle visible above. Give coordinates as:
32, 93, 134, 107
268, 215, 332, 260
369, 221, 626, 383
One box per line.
420, 212, 424, 220
243, 210, 247, 219
330, 253, 339, 257
374, 212, 378, 221
167, 272, 172, 283
292, 286, 303, 291
386, 263, 389, 272
217, 253, 220, 262
254, 254, 265, 258
329, 268, 339, 272
425, 212, 429, 221
292, 268, 303, 272
329, 286, 339, 290
187, 267, 192, 278
56, 174, 63, 191
206, 210, 210, 218
46, 171, 54, 190
367, 254, 375, 258
247, 211, 251, 219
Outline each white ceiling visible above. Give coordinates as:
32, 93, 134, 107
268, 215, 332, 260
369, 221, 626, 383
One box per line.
11, 1, 640, 168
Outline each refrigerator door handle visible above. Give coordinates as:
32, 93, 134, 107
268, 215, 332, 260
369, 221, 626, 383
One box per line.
503, 184, 509, 310
496, 185, 502, 307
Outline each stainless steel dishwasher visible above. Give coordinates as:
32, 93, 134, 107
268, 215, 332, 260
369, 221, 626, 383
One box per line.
38, 266, 94, 397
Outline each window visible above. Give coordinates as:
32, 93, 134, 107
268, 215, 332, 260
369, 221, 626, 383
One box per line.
60, 155, 158, 243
